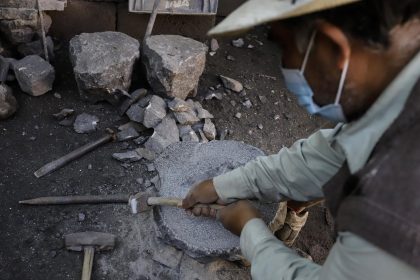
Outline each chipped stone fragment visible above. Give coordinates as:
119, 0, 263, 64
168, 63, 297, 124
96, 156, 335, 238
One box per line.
219, 75, 243, 93
152, 243, 183, 269
126, 103, 145, 123
259, 95, 268, 104
119, 88, 148, 116
174, 110, 199, 125
235, 112, 242, 119
204, 91, 223, 101
117, 127, 139, 142
73, 113, 99, 134
112, 150, 142, 163
231, 38, 244, 48
198, 129, 208, 143
242, 99, 252, 109
53, 108, 74, 120
144, 116, 179, 153
203, 119, 216, 140
133, 136, 149, 145
136, 147, 157, 161
143, 95, 167, 128
196, 107, 214, 119
168, 97, 190, 112
210, 38, 219, 52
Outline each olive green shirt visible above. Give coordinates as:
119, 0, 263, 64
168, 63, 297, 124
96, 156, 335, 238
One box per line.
213, 51, 420, 280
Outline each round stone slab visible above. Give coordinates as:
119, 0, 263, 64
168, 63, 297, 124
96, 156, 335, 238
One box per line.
153, 141, 277, 261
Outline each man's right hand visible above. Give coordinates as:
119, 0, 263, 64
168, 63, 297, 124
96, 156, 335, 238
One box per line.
182, 179, 225, 216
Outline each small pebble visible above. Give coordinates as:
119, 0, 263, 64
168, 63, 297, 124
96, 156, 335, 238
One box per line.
144, 180, 152, 188
230, 100, 236, 107
136, 178, 144, 185
87, 164, 92, 170
29, 136, 36, 141
274, 114, 281, 120
78, 213, 86, 222
54, 92, 61, 99
226, 55, 235, 61
232, 38, 245, 48
235, 112, 242, 119
258, 124, 263, 130
34, 125, 39, 130
49, 250, 57, 258
259, 95, 268, 104
147, 163, 156, 172
239, 91, 247, 98
242, 100, 252, 109
247, 44, 255, 49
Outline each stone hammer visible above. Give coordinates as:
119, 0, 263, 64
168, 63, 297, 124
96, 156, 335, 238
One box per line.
65, 231, 116, 280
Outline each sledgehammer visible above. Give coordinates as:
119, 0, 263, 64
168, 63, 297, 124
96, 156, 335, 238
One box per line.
65, 231, 116, 280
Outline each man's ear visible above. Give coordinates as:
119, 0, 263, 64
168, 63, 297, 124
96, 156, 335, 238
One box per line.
315, 20, 351, 69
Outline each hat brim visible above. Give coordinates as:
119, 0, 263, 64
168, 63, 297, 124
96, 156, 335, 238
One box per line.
208, 0, 360, 37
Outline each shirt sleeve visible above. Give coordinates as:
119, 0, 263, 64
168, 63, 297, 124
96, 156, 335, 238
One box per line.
240, 219, 420, 280
213, 127, 346, 203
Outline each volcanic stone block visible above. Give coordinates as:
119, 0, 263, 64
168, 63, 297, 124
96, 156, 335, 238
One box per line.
13, 55, 55, 96
153, 141, 277, 260
0, 84, 17, 120
142, 35, 208, 100
69, 32, 140, 103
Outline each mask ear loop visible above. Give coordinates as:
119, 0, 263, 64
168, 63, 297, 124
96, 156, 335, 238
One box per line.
334, 57, 350, 105
300, 30, 317, 74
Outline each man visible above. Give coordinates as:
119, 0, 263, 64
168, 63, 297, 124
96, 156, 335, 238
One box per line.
182, 0, 420, 279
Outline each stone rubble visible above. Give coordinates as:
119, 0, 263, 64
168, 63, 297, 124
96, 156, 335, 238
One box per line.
118, 88, 148, 116
69, 32, 140, 103
203, 119, 216, 140
136, 147, 157, 161
142, 35, 208, 100
52, 108, 74, 120
231, 38, 245, 48
73, 113, 99, 134
112, 150, 142, 163
210, 38, 219, 52
13, 55, 55, 96
143, 95, 167, 128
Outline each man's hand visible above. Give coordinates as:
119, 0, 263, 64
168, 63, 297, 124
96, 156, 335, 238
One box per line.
182, 179, 225, 216
218, 200, 262, 236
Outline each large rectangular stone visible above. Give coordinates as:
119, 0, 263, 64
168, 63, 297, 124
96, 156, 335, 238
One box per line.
117, 2, 215, 41
48, 0, 116, 41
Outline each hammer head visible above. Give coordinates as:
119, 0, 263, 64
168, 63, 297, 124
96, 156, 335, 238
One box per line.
64, 231, 116, 252
129, 192, 152, 214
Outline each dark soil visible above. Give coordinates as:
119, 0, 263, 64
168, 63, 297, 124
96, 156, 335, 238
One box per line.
0, 26, 333, 280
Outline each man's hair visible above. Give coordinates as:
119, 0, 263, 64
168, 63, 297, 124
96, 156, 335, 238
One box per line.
286, 0, 420, 48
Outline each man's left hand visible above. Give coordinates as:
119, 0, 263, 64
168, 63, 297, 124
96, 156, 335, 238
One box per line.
217, 200, 262, 236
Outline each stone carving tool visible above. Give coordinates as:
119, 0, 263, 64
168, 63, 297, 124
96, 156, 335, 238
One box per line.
19, 192, 225, 214
65, 231, 116, 280
34, 129, 116, 178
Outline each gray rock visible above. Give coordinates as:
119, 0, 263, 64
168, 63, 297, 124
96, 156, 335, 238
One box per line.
117, 127, 139, 142
118, 122, 145, 133
73, 113, 99, 134
198, 129, 208, 143
112, 150, 142, 163
174, 110, 199, 125
242, 99, 252, 109
226, 55, 235, 61
144, 116, 179, 154
231, 38, 245, 48
178, 125, 193, 137
133, 136, 149, 145
53, 108, 74, 120
13, 55, 55, 96
135, 147, 157, 161
136, 178, 144, 185
126, 103, 145, 123
119, 88, 148, 116
0, 56, 13, 82
143, 95, 167, 128
0, 8, 37, 20
69, 32, 140, 102
210, 38, 219, 52
144, 179, 152, 188
78, 213, 86, 222
235, 112, 242, 119
181, 130, 200, 142
58, 116, 75, 127
143, 35, 208, 100
137, 95, 152, 108
146, 163, 155, 172
257, 124, 263, 130
168, 97, 190, 112
219, 75, 243, 93
0, 84, 17, 120
152, 243, 183, 269
196, 107, 214, 119
153, 141, 276, 260
17, 36, 54, 59
203, 119, 216, 140
258, 95, 268, 104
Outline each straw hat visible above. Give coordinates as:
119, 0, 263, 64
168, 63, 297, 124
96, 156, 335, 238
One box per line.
209, 0, 361, 36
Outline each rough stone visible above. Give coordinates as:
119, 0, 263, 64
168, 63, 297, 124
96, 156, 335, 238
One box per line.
203, 119, 216, 140
118, 122, 145, 133
198, 129, 209, 143
146, 163, 155, 172
144, 116, 179, 154
196, 107, 214, 119
257, 124, 263, 130
181, 130, 200, 142
0, 56, 13, 82
78, 213, 86, 222
112, 150, 142, 163
210, 38, 219, 52
133, 136, 149, 146
73, 113, 99, 134
226, 55, 235, 61
259, 95, 268, 104
13, 55, 55, 96
17, 36, 54, 59
204, 91, 223, 101
178, 125, 192, 137
143, 95, 167, 128
119, 88, 148, 116
219, 75, 243, 93
231, 38, 245, 48
142, 35, 208, 100
174, 110, 199, 125
126, 103, 145, 123
53, 108, 74, 120
168, 97, 190, 112
235, 112, 242, 119
69, 32, 140, 102
0, 84, 17, 120
117, 127, 139, 142
135, 147, 157, 161
242, 99, 252, 109
154, 141, 277, 260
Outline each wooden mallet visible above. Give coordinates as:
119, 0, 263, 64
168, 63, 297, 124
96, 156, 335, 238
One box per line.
64, 231, 116, 280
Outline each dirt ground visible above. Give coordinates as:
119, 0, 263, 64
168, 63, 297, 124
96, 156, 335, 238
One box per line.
0, 26, 334, 279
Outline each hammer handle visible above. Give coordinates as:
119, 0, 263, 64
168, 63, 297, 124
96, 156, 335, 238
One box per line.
82, 247, 94, 280
147, 197, 225, 210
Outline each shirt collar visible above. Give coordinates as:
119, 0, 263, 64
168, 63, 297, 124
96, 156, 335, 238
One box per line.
336, 51, 420, 174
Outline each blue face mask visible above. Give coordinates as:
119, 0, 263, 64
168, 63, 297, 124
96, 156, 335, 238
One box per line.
281, 31, 349, 123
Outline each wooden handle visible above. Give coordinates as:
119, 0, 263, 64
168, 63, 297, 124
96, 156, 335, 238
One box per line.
147, 197, 225, 210
81, 247, 95, 280
287, 199, 324, 214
